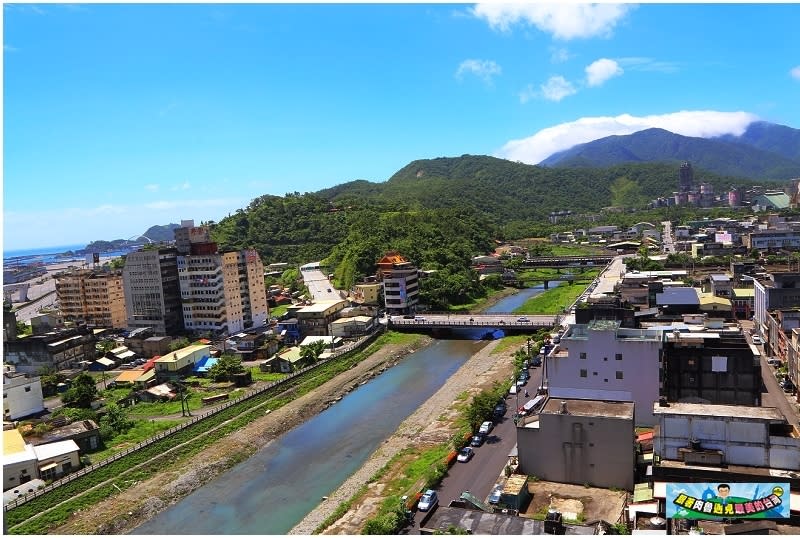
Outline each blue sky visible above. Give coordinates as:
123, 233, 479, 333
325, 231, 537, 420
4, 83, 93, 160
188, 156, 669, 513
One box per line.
3, 3, 800, 250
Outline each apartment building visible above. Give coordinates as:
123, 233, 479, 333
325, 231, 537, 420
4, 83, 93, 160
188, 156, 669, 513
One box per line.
547, 320, 663, 426
122, 247, 184, 336
376, 252, 419, 315
54, 268, 127, 329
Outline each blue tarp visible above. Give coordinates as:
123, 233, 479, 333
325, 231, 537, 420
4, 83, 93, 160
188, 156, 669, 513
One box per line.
192, 356, 217, 374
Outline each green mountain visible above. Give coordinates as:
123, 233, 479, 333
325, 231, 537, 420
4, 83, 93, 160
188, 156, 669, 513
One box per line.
541, 126, 800, 179
140, 223, 181, 243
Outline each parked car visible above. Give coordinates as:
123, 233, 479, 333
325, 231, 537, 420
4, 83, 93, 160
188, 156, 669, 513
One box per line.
767, 358, 782, 367
457, 447, 474, 463
493, 403, 507, 419
752, 335, 763, 345
119, 363, 134, 370
470, 434, 485, 447
488, 484, 503, 504
552, 335, 561, 344
508, 384, 518, 395
516, 317, 530, 323
479, 421, 493, 435
516, 376, 527, 387
531, 356, 542, 367
402, 314, 415, 319
415, 316, 427, 322
418, 490, 439, 512
780, 379, 795, 393
519, 370, 530, 380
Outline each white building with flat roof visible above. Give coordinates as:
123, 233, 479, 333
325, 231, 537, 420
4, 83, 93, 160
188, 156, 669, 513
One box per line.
547, 320, 663, 426
3, 366, 45, 421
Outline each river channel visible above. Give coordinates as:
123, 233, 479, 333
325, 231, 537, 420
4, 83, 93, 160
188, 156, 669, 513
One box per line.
131, 284, 551, 535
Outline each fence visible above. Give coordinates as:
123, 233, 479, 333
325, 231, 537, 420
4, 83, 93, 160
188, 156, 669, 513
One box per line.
4, 326, 385, 512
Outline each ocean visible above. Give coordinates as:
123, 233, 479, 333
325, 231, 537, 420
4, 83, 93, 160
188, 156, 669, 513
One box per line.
3, 243, 130, 266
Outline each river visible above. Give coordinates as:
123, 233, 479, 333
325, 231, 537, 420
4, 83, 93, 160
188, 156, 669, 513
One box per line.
131, 284, 551, 535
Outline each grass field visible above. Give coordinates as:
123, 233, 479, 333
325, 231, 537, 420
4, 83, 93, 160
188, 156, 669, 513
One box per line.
514, 271, 598, 314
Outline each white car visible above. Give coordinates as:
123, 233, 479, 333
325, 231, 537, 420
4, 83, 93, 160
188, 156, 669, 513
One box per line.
479, 421, 493, 435
509, 384, 518, 395
418, 490, 439, 512
752, 335, 763, 345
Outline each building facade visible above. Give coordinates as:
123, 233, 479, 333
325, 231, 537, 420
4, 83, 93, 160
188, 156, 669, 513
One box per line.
55, 268, 127, 329
661, 330, 761, 406
3, 326, 96, 375
547, 320, 663, 426
653, 402, 799, 471
517, 398, 635, 490
3, 366, 45, 420
376, 253, 419, 315
122, 247, 184, 336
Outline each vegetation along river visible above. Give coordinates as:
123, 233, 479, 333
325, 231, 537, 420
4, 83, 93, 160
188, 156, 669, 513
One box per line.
131, 284, 550, 535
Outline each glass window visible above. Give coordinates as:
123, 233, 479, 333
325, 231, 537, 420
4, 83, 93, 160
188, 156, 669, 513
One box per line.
615, 353, 623, 360
580, 352, 587, 360
580, 369, 587, 377
616, 371, 623, 379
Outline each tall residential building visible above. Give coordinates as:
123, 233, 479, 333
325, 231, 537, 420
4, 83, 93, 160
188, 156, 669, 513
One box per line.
376, 252, 419, 315
547, 320, 663, 426
122, 247, 184, 336
175, 220, 268, 336
54, 269, 127, 329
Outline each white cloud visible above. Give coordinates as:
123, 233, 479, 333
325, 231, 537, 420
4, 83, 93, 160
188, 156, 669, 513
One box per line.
472, 3, 633, 40
144, 184, 160, 192
616, 57, 680, 73
496, 110, 760, 165
550, 47, 572, 64
540, 76, 577, 102
170, 181, 191, 191
518, 84, 537, 104
585, 58, 623, 87
4, 44, 19, 52
456, 59, 502, 84
791, 65, 800, 80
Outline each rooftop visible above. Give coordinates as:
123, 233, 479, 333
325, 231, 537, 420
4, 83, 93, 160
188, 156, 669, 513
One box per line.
652, 402, 784, 421
541, 398, 634, 420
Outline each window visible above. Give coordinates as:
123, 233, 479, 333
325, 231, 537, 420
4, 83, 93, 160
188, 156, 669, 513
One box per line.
580, 369, 587, 377
603, 357, 608, 361
615, 353, 622, 361
616, 371, 623, 380
580, 352, 587, 360
24, 387, 31, 392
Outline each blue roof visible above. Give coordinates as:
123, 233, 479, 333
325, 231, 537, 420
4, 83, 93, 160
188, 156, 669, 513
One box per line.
192, 356, 218, 373
656, 287, 699, 306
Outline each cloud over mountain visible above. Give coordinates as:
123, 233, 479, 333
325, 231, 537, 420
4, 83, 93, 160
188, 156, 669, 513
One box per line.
496, 110, 759, 165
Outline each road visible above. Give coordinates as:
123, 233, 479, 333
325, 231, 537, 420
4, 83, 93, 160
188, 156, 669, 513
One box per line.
300, 262, 342, 301
409, 362, 545, 533
661, 220, 676, 254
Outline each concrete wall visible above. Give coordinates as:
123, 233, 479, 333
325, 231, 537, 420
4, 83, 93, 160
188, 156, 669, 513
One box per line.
654, 413, 800, 471
549, 325, 661, 426
518, 412, 634, 490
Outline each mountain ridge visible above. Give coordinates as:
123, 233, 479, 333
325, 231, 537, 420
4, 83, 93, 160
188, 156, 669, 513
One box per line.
539, 122, 800, 179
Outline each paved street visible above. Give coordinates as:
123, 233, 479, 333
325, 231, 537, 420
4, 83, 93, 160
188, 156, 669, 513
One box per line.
300, 262, 342, 301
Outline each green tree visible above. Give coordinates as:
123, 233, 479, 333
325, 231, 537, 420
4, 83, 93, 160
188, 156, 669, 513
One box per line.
300, 340, 328, 365
16, 320, 32, 336
207, 353, 245, 382
37, 366, 67, 397
98, 403, 134, 440
168, 337, 191, 352
61, 373, 98, 409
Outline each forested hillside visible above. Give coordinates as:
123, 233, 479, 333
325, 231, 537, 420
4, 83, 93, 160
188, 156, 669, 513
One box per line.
210, 155, 764, 290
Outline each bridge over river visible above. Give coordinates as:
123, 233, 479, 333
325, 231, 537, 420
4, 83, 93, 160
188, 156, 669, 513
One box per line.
388, 313, 559, 332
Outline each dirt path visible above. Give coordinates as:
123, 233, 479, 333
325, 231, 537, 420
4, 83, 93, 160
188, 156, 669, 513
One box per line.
290, 338, 518, 535
49, 336, 433, 535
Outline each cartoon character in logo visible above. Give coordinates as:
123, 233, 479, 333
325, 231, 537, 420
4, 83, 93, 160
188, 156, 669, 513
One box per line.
711, 484, 749, 505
